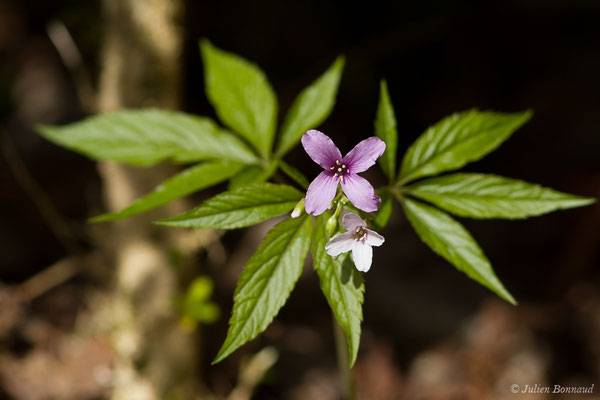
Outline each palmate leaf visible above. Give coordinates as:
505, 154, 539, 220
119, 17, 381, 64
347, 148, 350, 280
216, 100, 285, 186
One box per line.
90, 161, 244, 222
401, 197, 516, 304
397, 109, 532, 185
157, 182, 303, 229
407, 173, 595, 219
374, 80, 398, 180
312, 214, 364, 366
200, 40, 277, 158
213, 215, 312, 363
38, 109, 259, 166
276, 56, 345, 157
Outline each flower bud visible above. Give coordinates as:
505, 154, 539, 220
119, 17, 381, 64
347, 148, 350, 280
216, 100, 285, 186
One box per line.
326, 200, 343, 235
291, 198, 305, 218
326, 213, 338, 235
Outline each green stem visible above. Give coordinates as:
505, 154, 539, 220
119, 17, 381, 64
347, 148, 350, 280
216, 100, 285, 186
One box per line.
332, 315, 355, 400
395, 171, 417, 187
390, 185, 409, 202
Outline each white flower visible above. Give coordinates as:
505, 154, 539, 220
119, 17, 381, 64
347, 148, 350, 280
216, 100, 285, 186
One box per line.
325, 212, 384, 272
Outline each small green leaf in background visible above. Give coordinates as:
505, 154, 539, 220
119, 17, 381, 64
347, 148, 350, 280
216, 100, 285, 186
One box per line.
91, 161, 244, 222
180, 276, 220, 325
276, 56, 345, 157
372, 187, 394, 230
397, 109, 532, 185
38, 109, 259, 166
312, 214, 364, 366
401, 197, 516, 304
228, 160, 280, 190
407, 173, 595, 219
374, 80, 398, 181
200, 40, 277, 158
279, 160, 310, 189
213, 215, 312, 364
157, 182, 303, 229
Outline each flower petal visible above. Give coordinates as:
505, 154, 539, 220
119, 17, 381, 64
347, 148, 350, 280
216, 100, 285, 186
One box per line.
352, 243, 373, 272
301, 130, 343, 169
341, 174, 381, 213
305, 171, 339, 215
341, 212, 365, 231
325, 232, 356, 256
342, 137, 386, 173
365, 229, 385, 247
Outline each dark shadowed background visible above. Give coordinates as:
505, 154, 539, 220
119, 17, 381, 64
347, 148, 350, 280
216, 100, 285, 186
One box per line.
1, 0, 599, 399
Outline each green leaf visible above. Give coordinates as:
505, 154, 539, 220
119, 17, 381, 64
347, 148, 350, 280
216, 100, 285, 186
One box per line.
401, 197, 516, 304
407, 173, 595, 219
276, 56, 345, 157
187, 275, 214, 302
312, 214, 364, 366
182, 276, 220, 324
91, 161, 243, 222
38, 109, 259, 166
279, 160, 310, 189
213, 215, 312, 363
397, 109, 532, 185
374, 80, 398, 180
228, 161, 279, 190
157, 182, 303, 229
372, 187, 393, 230
188, 303, 220, 324
200, 40, 277, 158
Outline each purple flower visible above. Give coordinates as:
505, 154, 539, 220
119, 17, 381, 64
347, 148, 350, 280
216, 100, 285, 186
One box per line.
325, 212, 385, 272
301, 130, 386, 215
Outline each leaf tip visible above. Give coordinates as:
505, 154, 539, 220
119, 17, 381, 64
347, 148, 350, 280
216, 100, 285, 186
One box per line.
348, 353, 358, 368
579, 196, 597, 206
486, 274, 517, 305
502, 291, 518, 306
378, 79, 392, 104
379, 79, 388, 91
35, 124, 57, 140
152, 218, 175, 227
211, 350, 227, 365
87, 214, 112, 223
519, 108, 534, 124
35, 123, 50, 132
198, 37, 212, 51
211, 340, 245, 365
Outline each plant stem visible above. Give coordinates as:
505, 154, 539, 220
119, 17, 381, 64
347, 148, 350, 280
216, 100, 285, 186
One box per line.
332, 315, 356, 400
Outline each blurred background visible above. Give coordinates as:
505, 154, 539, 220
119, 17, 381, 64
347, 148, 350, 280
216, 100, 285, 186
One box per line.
0, 0, 599, 399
